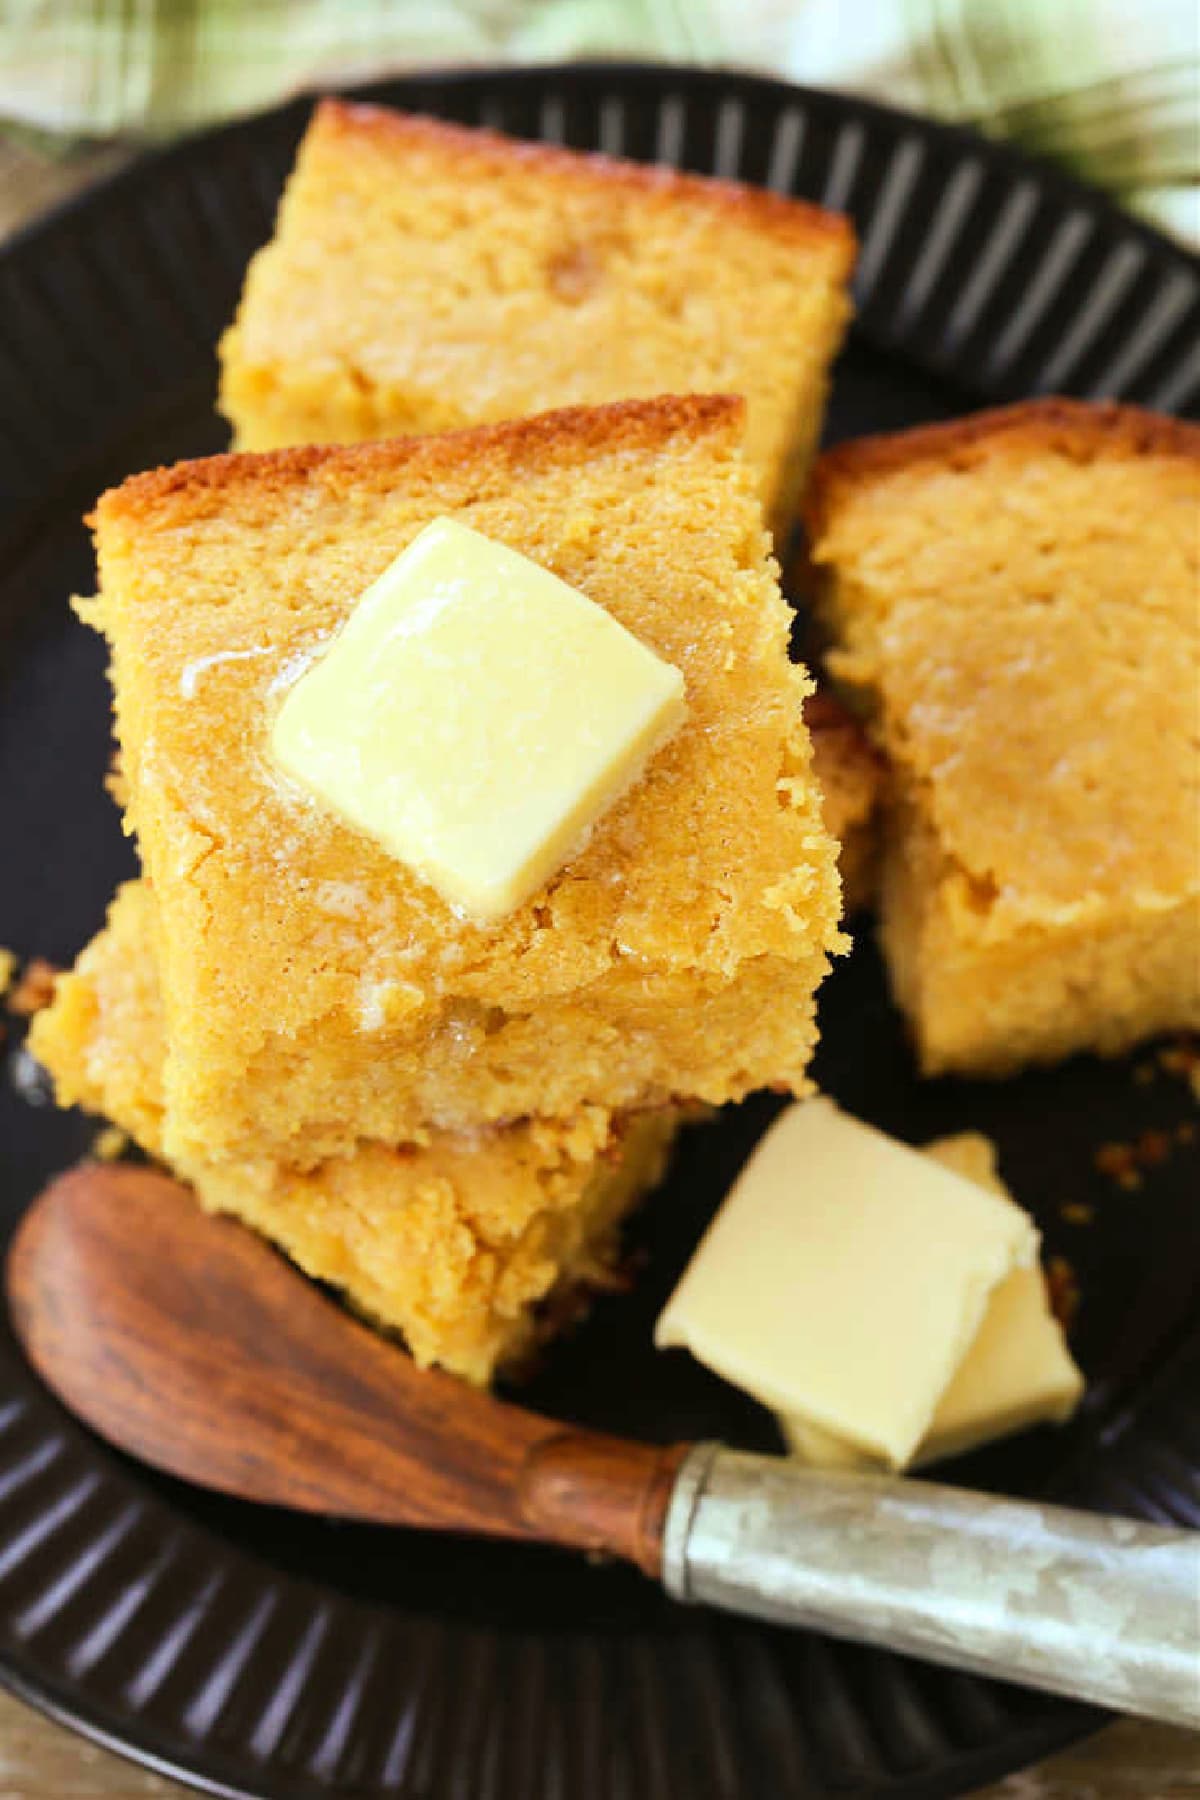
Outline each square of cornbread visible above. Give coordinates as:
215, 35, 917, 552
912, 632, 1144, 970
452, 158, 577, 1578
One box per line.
807, 399, 1200, 1075
218, 99, 855, 539
88, 396, 844, 1166
31, 882, 680, 1384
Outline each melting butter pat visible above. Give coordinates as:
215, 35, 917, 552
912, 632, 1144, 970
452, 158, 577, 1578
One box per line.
271, 518, 686, 922
654, 1099, 1039, 1469
780, 1133, 1083, 1469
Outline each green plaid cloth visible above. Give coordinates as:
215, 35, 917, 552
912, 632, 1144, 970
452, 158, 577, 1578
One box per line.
1, 0, 1196, 242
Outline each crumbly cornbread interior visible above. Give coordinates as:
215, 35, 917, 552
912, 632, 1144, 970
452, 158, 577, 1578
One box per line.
804, 690, 883, 913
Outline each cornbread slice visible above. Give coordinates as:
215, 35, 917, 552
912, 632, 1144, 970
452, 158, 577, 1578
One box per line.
804, 690, 883, 913
87, 397, 843, 1167
218, 99, 855, 539
807, 400, 1200, 1075
31, 882, 679, 1384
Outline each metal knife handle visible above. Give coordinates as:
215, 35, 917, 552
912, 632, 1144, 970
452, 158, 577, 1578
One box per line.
661, 1445, 1200, 1727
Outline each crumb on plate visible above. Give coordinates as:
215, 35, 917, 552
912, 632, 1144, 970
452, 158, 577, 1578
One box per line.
7, 957, 60, 1017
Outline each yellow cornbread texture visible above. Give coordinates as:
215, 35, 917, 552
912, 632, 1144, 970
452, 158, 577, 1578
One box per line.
31, 882, 679, 1384
85, 396, 844, 1168
271, 518, 686, 922
804, 690, 883, 913
218, 99, 855, 539
781, 1131, 1083, 1470
807, 400, 1200, 1075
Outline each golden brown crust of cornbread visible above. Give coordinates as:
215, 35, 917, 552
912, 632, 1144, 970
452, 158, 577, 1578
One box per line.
809, 399, 1200, 1073
32, 882, 679, 1383
806, 398, 1200, 536
316, 99, 856, 254
91, 395, 842, 1163
96, 393, 744, 529
218, 101, 854, 536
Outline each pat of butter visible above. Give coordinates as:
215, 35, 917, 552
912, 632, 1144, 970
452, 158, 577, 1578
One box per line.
783, 1136, 1083, 1468
271, 518, 686, 922
783, 1266, 1084, 1470
654, 1098, 1039, 1469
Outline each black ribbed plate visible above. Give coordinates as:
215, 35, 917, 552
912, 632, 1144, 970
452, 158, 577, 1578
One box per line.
1, 64, 1198, 1800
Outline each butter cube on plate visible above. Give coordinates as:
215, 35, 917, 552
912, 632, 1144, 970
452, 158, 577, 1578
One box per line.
271, 517, 686, 922
782, 1269, 1084, 1471
915, 1263, 1083, 1462
654, 1098, 1039, 1470
780, 1133, 1083, 1470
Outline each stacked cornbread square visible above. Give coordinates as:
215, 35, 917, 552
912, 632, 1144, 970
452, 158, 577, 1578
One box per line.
33, 884, 679, 1383
35, 395, 843, 1378
807, 399, 1200, 1075
218, 100, 855, 540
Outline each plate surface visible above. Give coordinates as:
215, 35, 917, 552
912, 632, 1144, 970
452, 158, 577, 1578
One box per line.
1, 63, 1198, 1800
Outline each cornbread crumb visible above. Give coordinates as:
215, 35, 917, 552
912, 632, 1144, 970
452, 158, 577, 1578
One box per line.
91, 1124, 129, 1162
1059, 1201, 1094, 1227
1095, 1125, 1186, 1189
808, 399, 1200, 1076
1095, 1143, 1143, 1191
7, 958, 60, 1017
105, 749, 129, 810
1157, 1037, 1200, 1103
218, 100, 855, 539
1045, 1256, 1081, 1334
1135, 1129, 1172, 1168
90, 397, 842, 1167
32, 881, 681, 1382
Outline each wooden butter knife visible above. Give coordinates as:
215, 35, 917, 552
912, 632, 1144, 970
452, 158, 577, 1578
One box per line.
7, 1165, 1198, 1727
